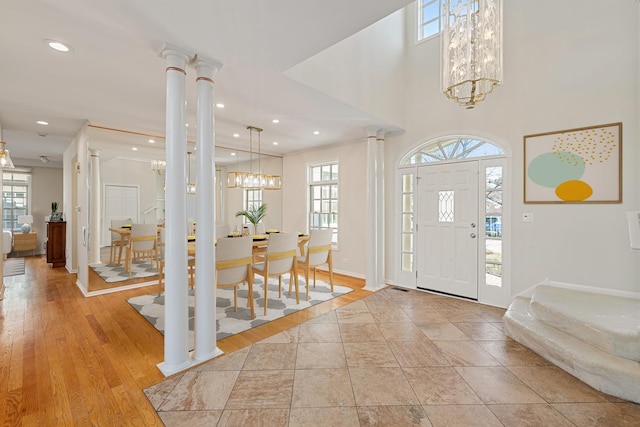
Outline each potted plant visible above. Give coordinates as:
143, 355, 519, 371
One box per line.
235, 203, 267, 235
51, 201, 58, 213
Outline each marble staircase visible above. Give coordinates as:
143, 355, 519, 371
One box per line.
503, 282, 640, 403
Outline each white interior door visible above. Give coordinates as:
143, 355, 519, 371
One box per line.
103, 185, 139, 247
417, 161, 479, 299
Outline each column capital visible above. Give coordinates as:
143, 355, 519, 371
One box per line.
376, 129, 386, 140
364, 126, 381, 138
159, 43, 194, 68
190, 55, 224, 78
89, 148, 100, 156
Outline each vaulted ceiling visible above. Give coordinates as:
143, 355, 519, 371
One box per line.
0, 0, 413, 167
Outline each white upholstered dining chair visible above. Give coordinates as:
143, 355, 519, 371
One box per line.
297, 228, 334, 300
109, 219, 130, 264
216, 235, 255, 319
125, 223, 158, 275
252, 232, 299, 315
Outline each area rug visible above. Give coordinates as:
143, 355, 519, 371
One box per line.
90, 260, 158, 283
3, 258, 25, 277
126, 277, 353, 346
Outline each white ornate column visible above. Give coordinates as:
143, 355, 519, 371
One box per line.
376, 130, 386, 289
191, 55, 223, 362
158, 43, 193, 376
89, 149, 101, 265
364, 126, 379, 290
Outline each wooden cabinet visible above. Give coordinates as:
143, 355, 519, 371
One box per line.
46, 222, 66, 268
13, 232, 37, 256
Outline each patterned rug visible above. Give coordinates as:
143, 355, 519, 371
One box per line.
126, 277, 353, 346
90, 260, 158, 283
3, 258, 25, 277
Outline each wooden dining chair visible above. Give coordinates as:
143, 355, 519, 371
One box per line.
216, 235, 255, 319
109, 219, 130, 264
297, 228, 334, 300
252, 232, 299, 315
125, 223, 158, 275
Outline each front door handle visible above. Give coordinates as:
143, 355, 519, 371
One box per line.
470, 233, 476, 238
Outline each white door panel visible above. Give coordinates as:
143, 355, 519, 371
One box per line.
417, 162, 478, 299
103, 185, 139, 247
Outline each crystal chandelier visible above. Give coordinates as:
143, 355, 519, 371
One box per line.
150, 159, 166, 175
441, 0, 503, 108
227, 126, 282, 190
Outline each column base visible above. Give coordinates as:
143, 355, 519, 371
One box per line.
157, 347, 225, 377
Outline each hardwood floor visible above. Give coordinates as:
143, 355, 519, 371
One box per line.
0, 255, 369, 425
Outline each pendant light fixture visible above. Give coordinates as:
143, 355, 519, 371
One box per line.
0, 141, 15, 169
441, 0, 503, 108
187, 151, 196, 195
226, 126, 281, 190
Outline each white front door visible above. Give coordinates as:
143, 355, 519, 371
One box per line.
416, 161, 479, 299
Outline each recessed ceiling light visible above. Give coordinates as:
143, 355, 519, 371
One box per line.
233, 133, 240, 138
273, 141, 279, 145
272, 119, 279, 124
132, 147, 138, 151
231, 152, 236, 156
185, 123, 189, 127
313, 131, 320, 135
37, 121, 49, 125
45, 39, 72, 52
216, 103, 225, 108
148, 139, 155, 143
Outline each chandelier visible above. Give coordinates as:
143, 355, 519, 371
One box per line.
187, 151, 196, 195
0, 141, 15, 169
227, 126, 282, 190
441, 0, 503, 108
150, 159, 166, 175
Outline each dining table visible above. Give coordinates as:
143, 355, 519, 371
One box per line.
111, 227, 308, 270
187, 232, 309, 260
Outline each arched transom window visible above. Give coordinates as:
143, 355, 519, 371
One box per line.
401, 137, 504, 166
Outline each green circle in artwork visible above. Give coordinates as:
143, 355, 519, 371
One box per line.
528, 151, 585, 188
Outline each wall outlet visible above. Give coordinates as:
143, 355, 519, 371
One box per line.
522, 213, 534, 223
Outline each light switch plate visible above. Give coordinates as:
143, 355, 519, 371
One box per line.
522, 213, 534, 223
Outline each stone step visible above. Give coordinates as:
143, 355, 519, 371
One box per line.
503, 296, 640, 404
529, 284, 640, 362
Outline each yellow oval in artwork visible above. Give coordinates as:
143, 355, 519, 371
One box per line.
555, 180, 593, 201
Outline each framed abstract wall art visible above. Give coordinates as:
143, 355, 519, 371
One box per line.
524, 122, 622, 204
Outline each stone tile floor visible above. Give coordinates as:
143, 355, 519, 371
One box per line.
144, 288, 640, 426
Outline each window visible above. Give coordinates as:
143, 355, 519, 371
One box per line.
485, 166, 503, 287
418, 0, 441, 41
3, 172, 31, 232
308, 163, 338, 245
245, 189, 262, 213
401, 137, 505, 166
400, 173, 414, 272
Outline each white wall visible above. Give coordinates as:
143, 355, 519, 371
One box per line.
285, 9, 407, 128
29, 167, 63, 254
99, 157, 158, 246
384, 0, 640, 295
282, 0, 640, 296
283, 141, 368, 277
